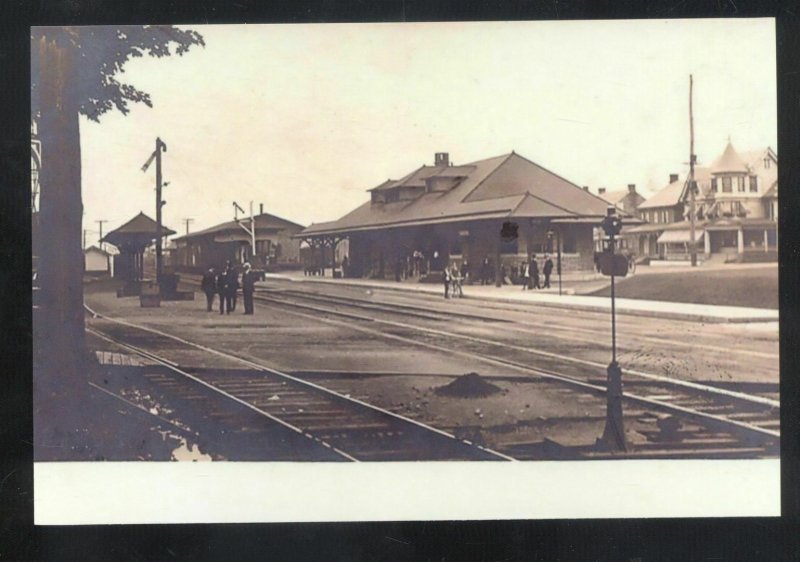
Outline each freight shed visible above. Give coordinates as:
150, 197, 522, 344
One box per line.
297, 151, 627, 284
172, 211, 304, 272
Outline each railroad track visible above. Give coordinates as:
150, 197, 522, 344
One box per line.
244, 287, 780, 455
85, 308, 513, 462
134, 273, 779, 457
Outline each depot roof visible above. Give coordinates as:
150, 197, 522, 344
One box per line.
299, 152, 618, 237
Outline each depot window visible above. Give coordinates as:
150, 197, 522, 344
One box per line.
722, 177, 732, 193
711, 178, 718, 192
750, 176, 758, 192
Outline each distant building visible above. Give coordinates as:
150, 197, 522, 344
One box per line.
598, 184, 646, 218
298, 151, 627, 281
625, 142, 777, 262
172, 210, 304, 271
84, 245, 113, 277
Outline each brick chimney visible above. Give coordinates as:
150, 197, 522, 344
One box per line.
627, 184, 636, 194
434, 152, 450, 167
598, 187, 606, 195
669, 173, 679, 183
259, 203, 264, 215
582, 186, 589, 192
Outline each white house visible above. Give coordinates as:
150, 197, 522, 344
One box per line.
84, 245, 113, 277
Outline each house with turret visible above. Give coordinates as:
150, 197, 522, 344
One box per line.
624, 141, 777, 263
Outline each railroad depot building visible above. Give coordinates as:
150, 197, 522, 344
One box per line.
297, 151, 620, 282
172, 209, 304, 272
624, 143, 778, 262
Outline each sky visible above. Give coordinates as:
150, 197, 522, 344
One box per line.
76, 19, 777, 244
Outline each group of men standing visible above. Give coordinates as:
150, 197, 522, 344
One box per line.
201, 261, 258, 315
520, 254, 554, 290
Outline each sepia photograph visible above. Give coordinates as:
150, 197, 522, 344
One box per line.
31, 18, 780, 523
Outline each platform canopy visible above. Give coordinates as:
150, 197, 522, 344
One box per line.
102, 212, 175, 252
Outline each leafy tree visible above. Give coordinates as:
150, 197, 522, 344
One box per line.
31, 26, 204, 458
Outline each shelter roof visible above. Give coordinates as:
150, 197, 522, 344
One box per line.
102, 212, 175, 248
300, 152, 615, 237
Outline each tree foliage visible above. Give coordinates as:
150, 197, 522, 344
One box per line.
31, 25, 205, 121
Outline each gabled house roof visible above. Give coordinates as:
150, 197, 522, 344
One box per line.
172, 212, 305, 242
299, 152, 618, 237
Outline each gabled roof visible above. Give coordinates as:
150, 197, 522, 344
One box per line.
173, 212, 305, 242
639, 177, 686, 210
300, 152, 616, 237
600, 190, 630, 205
105, 212, 176, 237
712, 141, 748, 174
84, 245, 111, 256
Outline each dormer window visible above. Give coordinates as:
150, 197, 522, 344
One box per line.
764, 158, 770, 169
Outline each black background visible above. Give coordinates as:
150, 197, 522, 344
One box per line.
2, 1, 799, 559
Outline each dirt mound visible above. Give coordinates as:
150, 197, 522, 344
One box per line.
435, 372, 501, 398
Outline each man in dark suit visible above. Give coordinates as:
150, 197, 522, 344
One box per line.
225, 262, 239, 314
543, 255, 554, 289
241, 262, 256, 315
201, 267, 216, 312
216, 265, 228, 315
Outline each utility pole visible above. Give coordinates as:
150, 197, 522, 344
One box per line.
233, 200, 257, 262
689, 74, 698, 267
182, 218, 194, 236
95, 220, 107, 251
141, 137, 168, 282
83, 229, 87, 250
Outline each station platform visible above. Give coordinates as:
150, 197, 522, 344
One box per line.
257, 270, 779, 324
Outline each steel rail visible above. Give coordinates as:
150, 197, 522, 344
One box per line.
252, 290, 780, 411
88, 326, 358, 461
85, 307, 515, 462
249, 293, 780, 443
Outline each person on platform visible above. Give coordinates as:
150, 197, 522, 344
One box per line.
451, 263, 463, 298
216, 265, 228, 315
530, 254, 541, 289
443, 265, 452, 299
521, 260, 530, 290
241, 262, 256, 315
201, 267, 217, 312
225, 262, 239, 314
480, 257, 490, 286
543, 254, 554, 289
460, 260, 469, 284
342, 255, 349, 278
